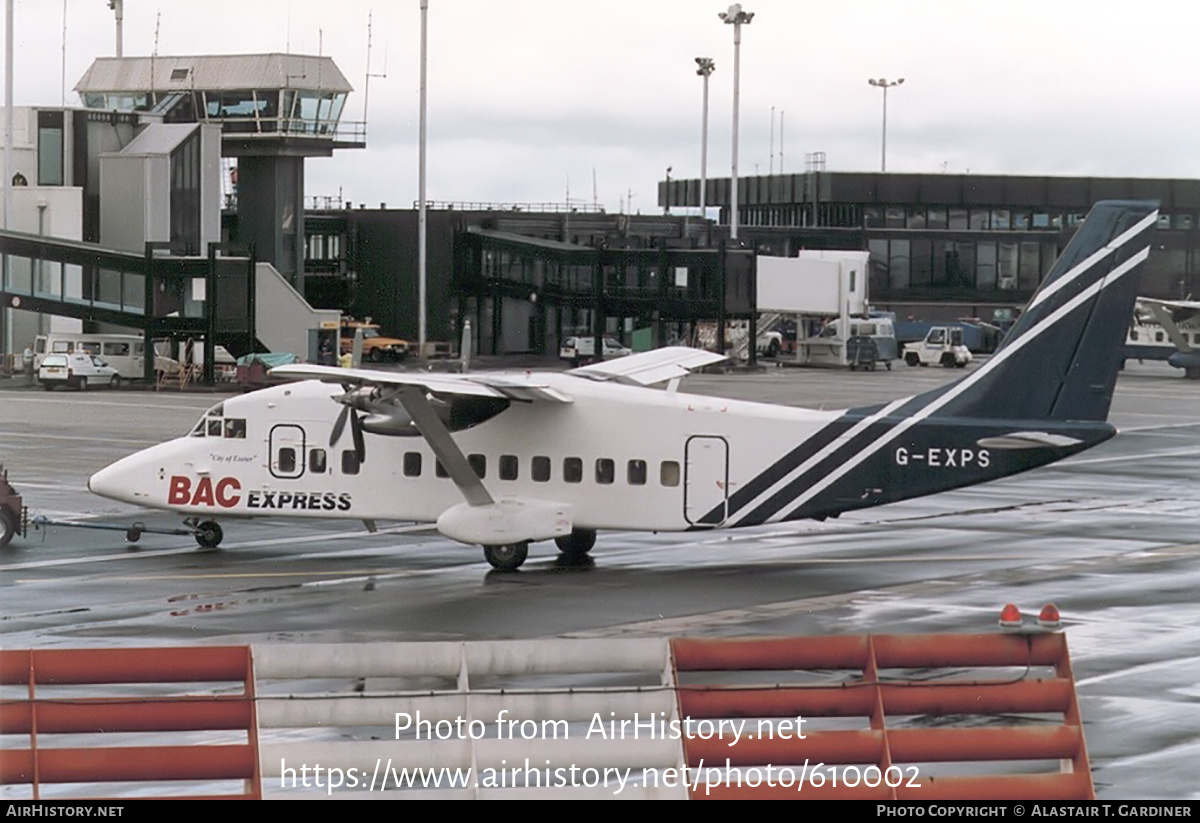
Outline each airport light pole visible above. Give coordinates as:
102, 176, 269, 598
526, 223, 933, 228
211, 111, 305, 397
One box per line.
868, 76, 903, 172
417, 0, 428, 361
695, 57, 715, 221
719, 4, 753, 241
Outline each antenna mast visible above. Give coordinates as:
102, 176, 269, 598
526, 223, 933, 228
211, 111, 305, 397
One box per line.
363, 9, 388, 128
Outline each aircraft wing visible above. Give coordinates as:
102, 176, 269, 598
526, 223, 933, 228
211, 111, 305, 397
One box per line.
269, 363, 573, 403
1138, 296, 1200, 324
567, 346, 726, 386
1136, 298, 1197, 353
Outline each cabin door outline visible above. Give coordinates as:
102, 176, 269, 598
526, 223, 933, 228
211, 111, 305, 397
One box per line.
684, 435, 729, 527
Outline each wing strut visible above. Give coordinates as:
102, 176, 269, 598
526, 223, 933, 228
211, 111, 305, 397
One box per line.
395, 386, 493, 507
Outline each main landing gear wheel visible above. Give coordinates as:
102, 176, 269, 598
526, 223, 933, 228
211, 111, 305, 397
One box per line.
483, 542, 528, 571
555, 528, 596, 558
194, 520, 223, 549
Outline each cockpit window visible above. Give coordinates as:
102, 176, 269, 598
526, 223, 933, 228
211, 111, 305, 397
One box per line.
190, 419, 206, 437
207, 418, 223, 437
223, 418, 247, 439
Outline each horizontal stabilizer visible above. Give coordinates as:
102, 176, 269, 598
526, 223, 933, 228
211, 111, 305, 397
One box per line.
976, 432, 1085, 450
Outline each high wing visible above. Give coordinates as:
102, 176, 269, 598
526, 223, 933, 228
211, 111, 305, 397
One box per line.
269, 347, 722, 536
269, 363, 573, 403
1136, 297, 1197, 353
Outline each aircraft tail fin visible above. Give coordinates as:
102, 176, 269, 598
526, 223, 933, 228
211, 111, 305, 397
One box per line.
937, 200, 1157, 422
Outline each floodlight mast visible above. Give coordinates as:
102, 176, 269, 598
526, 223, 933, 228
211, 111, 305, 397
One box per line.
868, 76, 904, 172
719, 4, 753, 241
695, 57, 715, 220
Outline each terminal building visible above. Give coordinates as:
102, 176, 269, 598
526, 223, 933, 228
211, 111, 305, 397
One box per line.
660, 170, 1200, 321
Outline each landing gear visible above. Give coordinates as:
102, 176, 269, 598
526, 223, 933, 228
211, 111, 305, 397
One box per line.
193, 519, 223, 549
483, 542, 528, 571
554, 528, 596, 559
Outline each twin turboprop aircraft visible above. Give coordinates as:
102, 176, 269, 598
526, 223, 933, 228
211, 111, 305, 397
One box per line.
88, 200, 1158, 570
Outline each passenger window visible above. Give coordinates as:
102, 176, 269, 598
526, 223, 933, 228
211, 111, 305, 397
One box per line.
223, 418, 246, 439
627, 459, 647, 485
1155, 331, 1164, 342
341, 450, 360, 475
500, 455, 518, 480
564, 457, 583, 483
278, 447, 296, 473
532, 456, 551, 482
660, 460, 681, 487
403, 452, 422, 477
436, 460, 448, 478
468, 454, 486, 479
310, 448, 327, 474
595, 458, 614, 484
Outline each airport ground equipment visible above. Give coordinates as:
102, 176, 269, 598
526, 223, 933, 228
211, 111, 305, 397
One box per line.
2, 629, 1093, 800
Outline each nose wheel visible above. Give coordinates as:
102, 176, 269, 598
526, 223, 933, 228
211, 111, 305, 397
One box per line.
184, 518, 224, 549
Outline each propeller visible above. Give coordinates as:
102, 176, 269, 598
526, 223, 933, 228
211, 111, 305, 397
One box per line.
329, 386, 421, 464
330, 387, 371, 464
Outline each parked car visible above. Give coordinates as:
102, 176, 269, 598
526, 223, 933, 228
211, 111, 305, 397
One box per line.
340, 320, 411, 362
37, 353, 122, 390
559, 337, 632, 364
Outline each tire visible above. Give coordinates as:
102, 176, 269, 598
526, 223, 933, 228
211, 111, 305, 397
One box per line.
554, 528, 596, 558
77, 377, 88, 390
195, 520, 223, 549
767, 340, 780, 358
1186, 366, 1200, 380
940, 353, 955, 368
905, 352, 920, 367
0, 506, 18, 548
369, 347, 384, 363
109, 374, 122, 389
484, 542, 528, 571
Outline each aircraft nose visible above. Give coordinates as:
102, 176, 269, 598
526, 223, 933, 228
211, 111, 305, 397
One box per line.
88, 458, 139, 504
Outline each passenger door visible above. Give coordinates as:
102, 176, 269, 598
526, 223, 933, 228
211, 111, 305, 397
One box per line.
684, 435, 729, 527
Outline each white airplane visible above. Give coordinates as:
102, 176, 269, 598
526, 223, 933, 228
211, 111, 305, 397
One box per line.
1126, 296, 1200, 378
89, 200, 1158, 571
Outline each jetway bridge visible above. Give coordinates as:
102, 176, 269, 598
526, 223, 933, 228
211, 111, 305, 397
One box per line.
0, 228, 255, 384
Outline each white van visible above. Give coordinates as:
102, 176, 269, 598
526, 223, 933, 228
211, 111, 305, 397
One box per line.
34, 334, 177, 381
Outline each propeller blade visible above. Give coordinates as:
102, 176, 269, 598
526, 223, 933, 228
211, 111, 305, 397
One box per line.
330, 404, 350, 446
350, 409, 366, 465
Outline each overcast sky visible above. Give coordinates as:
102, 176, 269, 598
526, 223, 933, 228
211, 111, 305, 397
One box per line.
5, 0, 1200, 212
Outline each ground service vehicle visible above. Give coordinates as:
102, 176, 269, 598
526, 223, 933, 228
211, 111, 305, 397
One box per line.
88, 201, 1156, 571
904, 326, 973, 368
38, 353, 122, 390
34, 333, 178, 380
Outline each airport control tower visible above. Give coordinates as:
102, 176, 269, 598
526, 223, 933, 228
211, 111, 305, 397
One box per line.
75, 54, 364, 292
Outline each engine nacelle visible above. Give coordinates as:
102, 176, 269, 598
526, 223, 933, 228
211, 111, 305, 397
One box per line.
436, 499, 573, 546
